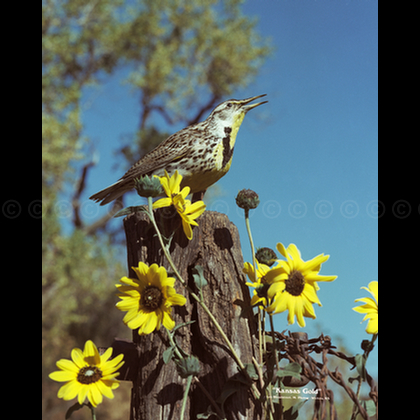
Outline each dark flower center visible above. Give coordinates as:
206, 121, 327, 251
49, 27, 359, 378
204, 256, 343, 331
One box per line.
256, 283, 270, 300
260, 275, 268, 284
285, 271, 305, 296
77, 366, 102, 384
142, 286, 164, 310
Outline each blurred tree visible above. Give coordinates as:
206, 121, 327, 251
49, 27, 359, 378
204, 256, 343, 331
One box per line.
42, 0, 271, 418
42, 0, 271, 230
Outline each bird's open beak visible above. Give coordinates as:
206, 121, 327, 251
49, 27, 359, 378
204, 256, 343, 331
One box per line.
241, 94, 268, 112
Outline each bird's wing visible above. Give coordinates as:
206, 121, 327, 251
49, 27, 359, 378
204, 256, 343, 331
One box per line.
120, 127, 197, 181
89, 125, 201, 205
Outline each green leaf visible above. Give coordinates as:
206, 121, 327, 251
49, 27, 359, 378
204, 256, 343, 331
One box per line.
172, 320, 196, 333
244, 363, 259, 381
197, 405, 222, 419
264, 335, 274, 344
363, 399, 377, 416
65, 402, 84, 419
163, 346, 175, 364
192, 265, 207, 290
283, 400, 307, 420
216, 380, 241, 409
355, 353, 367, 381
276, 362, 302, 379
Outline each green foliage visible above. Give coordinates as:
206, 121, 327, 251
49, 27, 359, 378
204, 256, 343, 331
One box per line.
244, 363, 259, 381
276, 362, 302, 381
175, 355, 201, 378
283, 400, 307, 420
42, 229, 126, 356
197, 408, 220, 419
192, 265, 208, 290
65, 402, 87, 419
42, 227, 127, 419
134, 175, 164, 198
354, 353, 368, 381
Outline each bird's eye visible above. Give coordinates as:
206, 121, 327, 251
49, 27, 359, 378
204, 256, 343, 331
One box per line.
227, 102, 233, 108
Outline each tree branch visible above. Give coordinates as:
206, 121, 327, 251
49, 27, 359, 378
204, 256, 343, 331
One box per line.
72, 161, 95, 228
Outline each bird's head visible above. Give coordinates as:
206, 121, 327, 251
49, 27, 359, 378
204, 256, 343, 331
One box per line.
208, 94, 267, 135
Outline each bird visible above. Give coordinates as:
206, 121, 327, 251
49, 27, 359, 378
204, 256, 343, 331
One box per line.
89, 94, 267, 205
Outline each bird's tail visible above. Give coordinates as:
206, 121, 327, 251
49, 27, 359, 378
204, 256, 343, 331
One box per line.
89, 179, 132, 206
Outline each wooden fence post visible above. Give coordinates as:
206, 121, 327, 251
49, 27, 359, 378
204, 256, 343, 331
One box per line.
122, 209, 260, 420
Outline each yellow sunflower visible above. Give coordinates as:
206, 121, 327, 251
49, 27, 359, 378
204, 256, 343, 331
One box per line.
153, 170, 206, 240
116, 262, 187, 334
243, 261, 273, 307
49, 340, 124, 407
353, 281, 378, 335
266, 243, 337, 327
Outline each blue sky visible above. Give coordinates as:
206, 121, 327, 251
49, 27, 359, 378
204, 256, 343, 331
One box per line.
78, 1, 378, 375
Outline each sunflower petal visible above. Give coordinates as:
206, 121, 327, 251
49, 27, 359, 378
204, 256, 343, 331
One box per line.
77, 384, 89, 406
276, 242, 287, 258
267, 281, 286, 298
169, 170, 182, 194
102, 354, 125, 376
266, 289, 288, 313
186, 200, 206, 217
293, 298, 306, 327
182, 219, 193, 240
56, 358, 80, 373
71, 348, 86, 369
139, 311, 158, 335
167, 293, 187, 306
153, 197, 172, 209
49, 369, 76, 382
302, 284, 322, 306
99, 347, 113, 364
96, 379, 117, 400
162, 310, 176, 330
83, 340, 101, 365
57, 379, 81, 401
302, 254, 329, 273
87, 383, 103, 407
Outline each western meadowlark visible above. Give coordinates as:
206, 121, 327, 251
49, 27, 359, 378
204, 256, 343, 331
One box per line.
89, 94, 267, 205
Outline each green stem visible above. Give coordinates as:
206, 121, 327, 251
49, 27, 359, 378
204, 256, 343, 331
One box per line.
368, 333, 378, 354
350, 378, 363, 420
244, 209, 257, 281
350, 334, 378, 420
257, 308, 263, 365
147, 198, 260, 399
269, 313, 279, 372
147, 197, 186, 287
89, 404, 96, 420
166, 327, 184, 360
166, 328, 225, 419
180, 375, 193, 420
244, 208, 263, 367
244, 208, 282, 419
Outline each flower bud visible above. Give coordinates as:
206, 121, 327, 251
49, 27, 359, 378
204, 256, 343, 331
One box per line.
134, 175, 163, 198
256, 247, 277, 267
175, 356, 201, 378
235, 189, 260, 210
